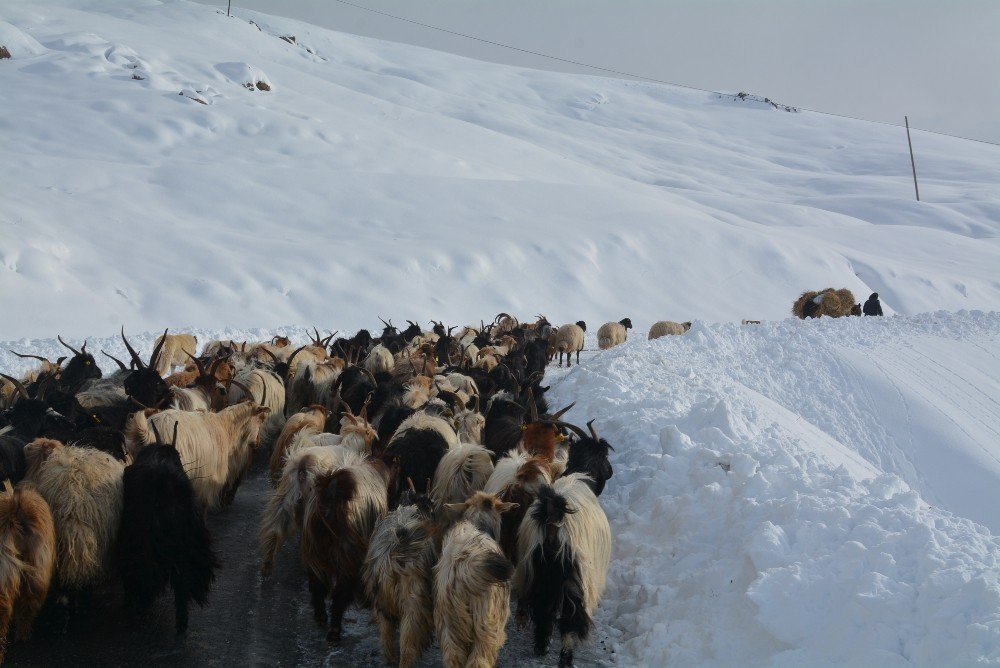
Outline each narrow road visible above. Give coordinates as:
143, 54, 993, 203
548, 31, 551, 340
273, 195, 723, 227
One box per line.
7, 447, 616, 667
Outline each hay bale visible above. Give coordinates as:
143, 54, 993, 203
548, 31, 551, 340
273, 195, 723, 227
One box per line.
792, 287, 856, 319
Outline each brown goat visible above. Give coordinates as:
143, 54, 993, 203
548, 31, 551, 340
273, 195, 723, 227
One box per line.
300, 459, 390, 644
0, 481, 56, 662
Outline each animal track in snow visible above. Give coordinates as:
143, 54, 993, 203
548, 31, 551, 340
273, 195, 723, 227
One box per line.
215, 61, 272, 92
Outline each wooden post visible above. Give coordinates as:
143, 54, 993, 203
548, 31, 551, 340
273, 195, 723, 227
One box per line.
227, 0, 232, 17
905, 116, 920, 201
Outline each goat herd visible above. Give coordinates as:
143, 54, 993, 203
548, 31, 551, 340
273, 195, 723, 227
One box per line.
0, 312, 671, 668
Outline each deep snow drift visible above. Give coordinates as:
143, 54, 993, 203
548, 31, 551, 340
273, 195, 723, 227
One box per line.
1, 0, 999, 340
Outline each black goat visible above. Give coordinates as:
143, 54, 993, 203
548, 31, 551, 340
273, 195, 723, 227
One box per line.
381, 427, 449, 508
560, 420, 614, 496
118, 422, 218, 635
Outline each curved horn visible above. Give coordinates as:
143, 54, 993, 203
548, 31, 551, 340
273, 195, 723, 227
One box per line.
378, 317, 390, 328
101, 350, 128, 371
122, 325, 146, 369
150, 418, 164, 444
171, 420, 180, 447
406, 477, 416, 492
58, 335, 81, 356
184, 350, 207, 378
229, 379, 254, 401
286, 345, 308, 370
0, 373, 29, 399
437, 389, 464, 412
527, 387, 539, 422
473, 394, 480, 414
555, 421, 588, 441
551, 402, 576, 420
258, 347, 279, 364
149, 329, 169, 370
8, 350, 51, 364
360, 392, 373, 422
587, 419, 600, 441
260, 378, 267, 407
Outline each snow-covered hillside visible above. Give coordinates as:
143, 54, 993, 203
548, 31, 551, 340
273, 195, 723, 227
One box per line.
2, 2, 1000, 666
1, 0, 999, 340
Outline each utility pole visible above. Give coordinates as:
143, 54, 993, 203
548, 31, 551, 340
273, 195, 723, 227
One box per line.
905, 116, 920, 201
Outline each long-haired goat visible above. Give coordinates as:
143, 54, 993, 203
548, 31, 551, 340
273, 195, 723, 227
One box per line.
560, 420, 615, 497
363, 488, 438, 667
126, 403, 270, 511
0, 481, 55, 662
258, 446, 364, 578
515, 474, 612, 667
268, 405, 330, 486
23, 438, 124, 618
118, 422, 218, 635
434, 492, 516, 668
300, 459, 389, 644
431, 444, 494, 530
152, 332, 198, 376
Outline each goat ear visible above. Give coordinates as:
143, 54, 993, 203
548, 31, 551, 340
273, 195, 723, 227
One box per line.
254, 406, 271, 417
445, 502, 467, 512
498, 501, 519, 514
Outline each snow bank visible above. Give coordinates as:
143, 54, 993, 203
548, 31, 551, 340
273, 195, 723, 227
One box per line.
545, 312, 1000, 666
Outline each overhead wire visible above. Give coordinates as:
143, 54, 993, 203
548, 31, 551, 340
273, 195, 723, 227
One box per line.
323, 0, 1000, 147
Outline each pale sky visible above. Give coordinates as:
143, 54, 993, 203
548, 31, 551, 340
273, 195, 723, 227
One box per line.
197, 0, 1000, 144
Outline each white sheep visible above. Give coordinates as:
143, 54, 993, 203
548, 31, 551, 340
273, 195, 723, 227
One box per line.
597, 318, 632, 350
647, 320, 692, 340
549, 322, 586, 367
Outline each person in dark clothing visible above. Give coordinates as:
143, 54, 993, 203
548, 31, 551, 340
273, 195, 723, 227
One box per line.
863, 292, 884, 316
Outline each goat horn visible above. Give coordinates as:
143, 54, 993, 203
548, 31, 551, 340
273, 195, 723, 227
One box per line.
171, 420, 180, 447
555, 420, 588, 441
149, 329, 169, 370
406, 477, 417, 492
8, 350, 51, 363
260, 378, 267, 406
57, 334, 81, 356
184, 350, 207, 377
101, 350, 129, 371
150, 418, 164, 444
81, 340, 88, 354
121, 327, 145, 368
230, 379, 253, 401
258, 347, 278, 364
286, 345, 308, 369
551, 402, 576, 420
527, 387, 539, 422
438, 389, 464, 411
0, 373, 29, 399
587, 419, 600, 441
360, 392, 373, 422
378, 317, 390, 328
473, 394, 480, 414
